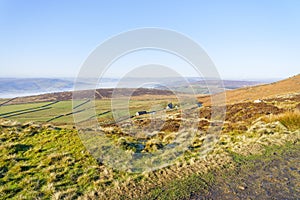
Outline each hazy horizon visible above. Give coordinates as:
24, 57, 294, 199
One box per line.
0, 75, 282, 98
0, 75, 285, 82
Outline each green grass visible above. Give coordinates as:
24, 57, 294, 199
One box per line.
0, 125, 100, 199
0, 98, 175, 125
0, 102, 49, 114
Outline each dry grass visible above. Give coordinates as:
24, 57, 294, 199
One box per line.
198, 74, 300, 105
263, 111, 300, 131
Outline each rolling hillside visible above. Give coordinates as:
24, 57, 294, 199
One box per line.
199, 74, 300, 105
0, 75, 300, 199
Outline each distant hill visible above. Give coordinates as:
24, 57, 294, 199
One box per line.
0, 78, 74, 98
0, 77, 268, 99
0, 78, 118, 98
1, 76, 295, 105
154, 78, 266, 94
2, 88, 176, 105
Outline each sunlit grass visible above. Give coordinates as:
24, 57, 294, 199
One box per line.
263, 110, 300, 131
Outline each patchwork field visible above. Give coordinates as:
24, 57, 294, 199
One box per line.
0, 97, 179, 126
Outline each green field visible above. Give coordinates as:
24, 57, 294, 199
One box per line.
0, 98, 177, 125
0, 101, 75, 124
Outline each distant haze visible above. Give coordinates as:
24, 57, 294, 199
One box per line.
0, 77, 272, 98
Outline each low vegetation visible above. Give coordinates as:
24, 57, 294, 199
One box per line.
0, 90, 300, 199
0, 122, 100, 199
262, 110, 300, 131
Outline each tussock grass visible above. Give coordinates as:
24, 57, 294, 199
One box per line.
263, 111, 300, 131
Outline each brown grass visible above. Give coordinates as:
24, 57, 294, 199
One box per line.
198, 74, 300, 105
263, 110, 300, 131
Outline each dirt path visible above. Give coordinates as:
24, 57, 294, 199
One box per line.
191, 144, 300, 200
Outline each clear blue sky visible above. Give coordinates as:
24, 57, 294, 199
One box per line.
0, 0, 299, 79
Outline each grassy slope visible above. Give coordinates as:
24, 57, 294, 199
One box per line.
198, 74, 300, 105
1, 110, 299, 199
0, 75, 299, 199
0, 125, 99, 199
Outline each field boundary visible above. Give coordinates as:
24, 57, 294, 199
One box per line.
0, 97, 17, 106
2, 107, 52, 118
